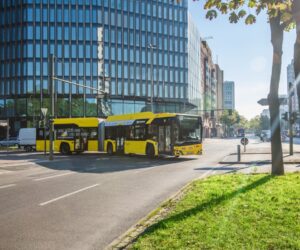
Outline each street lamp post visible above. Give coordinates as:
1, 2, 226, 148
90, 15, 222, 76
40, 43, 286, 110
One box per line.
49, 54, 55, 161
148, 43, 156, 113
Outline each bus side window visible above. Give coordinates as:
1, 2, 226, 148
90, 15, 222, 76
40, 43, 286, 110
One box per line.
148, 125, 158, 141
105, 127, 115, 139
37, 129, 44, 140
173, 123, 179, 141
134, 125, 146, 140
89, 128, 98, 139
125, 126, 134, 140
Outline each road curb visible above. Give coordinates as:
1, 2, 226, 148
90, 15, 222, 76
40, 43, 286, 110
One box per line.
105, 169, 216, 250
219, 161, 300, 165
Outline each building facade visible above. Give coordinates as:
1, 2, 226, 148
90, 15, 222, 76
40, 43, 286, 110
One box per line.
223, 81, 235, 110
0, 0, 196, 136
215, 63, 223, 137
287, 60, 298, 113
187, 13, 201, 111
261, 109, 270, 118
200, 40, 216, 138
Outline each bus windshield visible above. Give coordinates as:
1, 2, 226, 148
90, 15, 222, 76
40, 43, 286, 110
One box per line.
177, 115, 202, 144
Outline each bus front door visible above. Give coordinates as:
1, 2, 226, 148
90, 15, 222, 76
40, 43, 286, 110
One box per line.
116, 127, 125, 153
74, 129, 87, 152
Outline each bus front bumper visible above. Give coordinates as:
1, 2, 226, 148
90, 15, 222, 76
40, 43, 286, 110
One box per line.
173, 144, 203, 156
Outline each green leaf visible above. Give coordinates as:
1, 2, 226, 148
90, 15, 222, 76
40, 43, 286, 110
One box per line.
229, 11, 239, 23
245, 14, 257, 24
206, 10, 218, 20
248, 0, 257, 8
238, 10, 247, 18
218, 3, 228, 14
284, 21, 295, 32
228, 0, 245, 10
204, 0, 216, 10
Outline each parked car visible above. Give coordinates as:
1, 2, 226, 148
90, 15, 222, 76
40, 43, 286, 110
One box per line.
0, 137, 19, 147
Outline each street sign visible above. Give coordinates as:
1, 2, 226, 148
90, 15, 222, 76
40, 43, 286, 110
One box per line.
258, 97, 287, 106
41, 108, 48, 117
241, 137, 249, 146
258, 98, 268, 106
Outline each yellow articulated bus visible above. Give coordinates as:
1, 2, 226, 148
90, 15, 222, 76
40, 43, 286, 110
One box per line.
36, 117, 105, 154
36, 112, 202, 157
104, 112, 203, 157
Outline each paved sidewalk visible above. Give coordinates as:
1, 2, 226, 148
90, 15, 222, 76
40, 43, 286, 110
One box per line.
219, 141, 300, 174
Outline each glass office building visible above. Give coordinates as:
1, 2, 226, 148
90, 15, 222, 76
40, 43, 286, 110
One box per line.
0, 0, 193, 136
187, 13, 201, 112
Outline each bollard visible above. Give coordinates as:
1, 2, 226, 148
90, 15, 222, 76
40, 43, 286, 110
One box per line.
237, 145, 241, 162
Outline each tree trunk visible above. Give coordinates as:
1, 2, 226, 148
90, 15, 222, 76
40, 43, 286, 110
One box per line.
292, 1, 300, 111
269, 16, 284, 175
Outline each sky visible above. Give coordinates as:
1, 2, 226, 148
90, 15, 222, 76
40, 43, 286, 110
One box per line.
188, 0, 296, 120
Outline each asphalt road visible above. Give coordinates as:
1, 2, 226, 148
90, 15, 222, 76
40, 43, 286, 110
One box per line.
0, 138, 239, 250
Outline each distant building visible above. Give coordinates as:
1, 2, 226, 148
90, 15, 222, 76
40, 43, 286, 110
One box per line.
215, 64, 224, 137
201, 41, 216, 138
187, 14, 202, 111
279, 95, 289, 131
261, 109, 270, 118
223, 81, 235, 110
287, 60, 298, 113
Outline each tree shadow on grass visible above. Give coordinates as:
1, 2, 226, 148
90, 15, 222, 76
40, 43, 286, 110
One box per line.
141, 174, 273, 235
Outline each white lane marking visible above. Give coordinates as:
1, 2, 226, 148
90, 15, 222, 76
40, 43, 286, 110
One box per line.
39, 184, 99, 206
133, 166, 157, 174
34, 172, 74, 181
0, 184, 16, 189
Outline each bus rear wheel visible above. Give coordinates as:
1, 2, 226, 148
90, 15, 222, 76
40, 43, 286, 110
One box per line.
60, 143, 70, 155
107, 143, 114, 156
146, 144, 155, 159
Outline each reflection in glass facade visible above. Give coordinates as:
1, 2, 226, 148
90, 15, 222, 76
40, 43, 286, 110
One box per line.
187, 13, 201, 111
0, 0, 195, 136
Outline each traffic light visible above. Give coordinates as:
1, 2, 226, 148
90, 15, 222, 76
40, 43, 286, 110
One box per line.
281, 112, 288, 121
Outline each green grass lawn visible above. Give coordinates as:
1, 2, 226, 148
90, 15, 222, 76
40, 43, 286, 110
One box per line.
132, 173, 300, 250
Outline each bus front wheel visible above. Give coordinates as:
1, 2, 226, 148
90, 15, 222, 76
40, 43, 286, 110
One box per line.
60, 143, 70, 155
146, 144, 155, 159
107, 143, 114, 156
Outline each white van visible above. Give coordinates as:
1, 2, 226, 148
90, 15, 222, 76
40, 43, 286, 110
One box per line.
18, 128, 36, 151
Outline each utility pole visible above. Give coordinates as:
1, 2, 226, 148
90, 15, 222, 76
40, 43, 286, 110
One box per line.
148, 44, 156, 113
49, 54, 55, 161
288, 82, 293, 155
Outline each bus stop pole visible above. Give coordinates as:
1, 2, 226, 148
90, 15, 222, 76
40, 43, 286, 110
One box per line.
49, 54, 54, 161
237, 145, 241, 162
